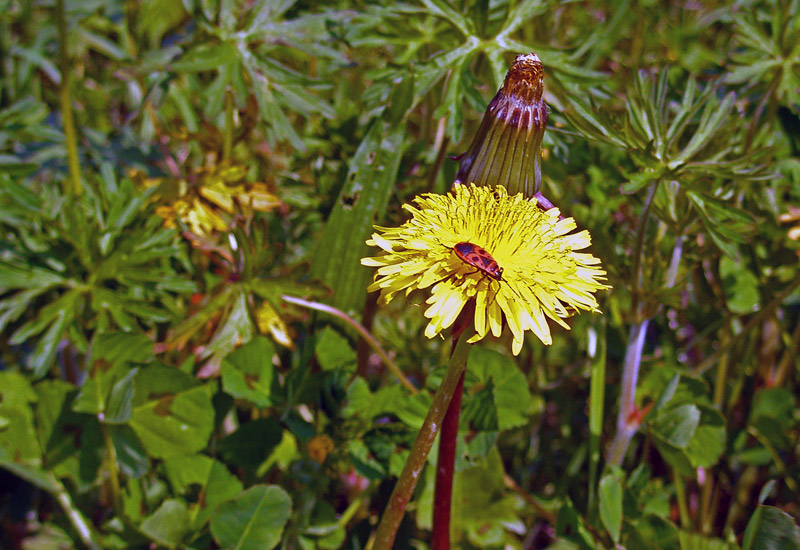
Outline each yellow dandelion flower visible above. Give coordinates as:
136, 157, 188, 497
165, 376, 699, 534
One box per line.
361, 183, 609, 355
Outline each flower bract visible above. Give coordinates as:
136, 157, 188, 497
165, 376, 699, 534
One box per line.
362, 184, 608, 355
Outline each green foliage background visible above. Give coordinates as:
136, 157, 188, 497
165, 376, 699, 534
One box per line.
1, 0, 800, 548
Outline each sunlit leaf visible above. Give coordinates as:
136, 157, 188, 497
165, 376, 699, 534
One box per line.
210, 485, 292, 550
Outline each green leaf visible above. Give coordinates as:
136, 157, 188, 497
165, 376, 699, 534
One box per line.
104, 367, 138, 424
171, 43, 237, 72
0, 260, 64, 291
137, 0, 187, 47
162, 454, 244, 528
673, 92, 735, 165
649, 404, 700, 449
210, 485, 292, 550
0, 446, 60, 492
748, 388, 797, 450
129, 366, 213, 459
420, 0, 473, 36
198, 288, 255, 373
0, 288, 50, 333
385, 70, 415, 125
35, 380, 103, 490
10, 289, 81, 378
678, 531, 738, 550
93, 332, 155, 367
110, 425, 149, 479
742, 506, 800, 550
141, 499, 190, 549
465, 347, 537, 430
625, 514, 679, 550
0, 372, 40, 465
599, 468, 624, 543
342, 379, 403, 421
221, 336, 277, 407
394, 392, 433, 430
684, 406, 726, 468
719, 256, 760, 314
218, 417, 283, 468
73, 332, 147, 423
310, 121, 406, 312
315, 327, 356, 373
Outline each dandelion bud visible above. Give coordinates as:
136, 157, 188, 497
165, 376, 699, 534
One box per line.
455, 53, 548, 198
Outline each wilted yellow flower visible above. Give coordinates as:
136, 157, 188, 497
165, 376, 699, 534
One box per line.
362, 184, 608, 355
146, 163, 281, 238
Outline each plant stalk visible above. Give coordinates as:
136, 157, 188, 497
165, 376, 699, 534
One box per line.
431, 369, 465, 550
54, 487, 100, 550
371, 329, 474, 550
606, 319, 649, 466
223, 88, 234, 161
100, 420, 122, 514
56, 0, 83, 195
672, 469, 691, 529
587, 321, 607, 519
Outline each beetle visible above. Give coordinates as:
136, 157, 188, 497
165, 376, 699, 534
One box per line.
452, 242, 504, 281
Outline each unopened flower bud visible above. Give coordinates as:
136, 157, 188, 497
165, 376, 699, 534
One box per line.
455, 53, 548, 198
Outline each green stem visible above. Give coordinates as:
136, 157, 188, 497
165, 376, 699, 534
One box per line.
747, 427, 799, 494
223, 88, 234, 161
672, 469, 691, 529
56, 0, 83, 195
53, 483, 101, 550
608, 224, 680, 467
371, 328, 474, 550
630, 183, 657, 316
100, 420, 122, 514
606, 319, 649, 466
712, 324, 731, 409
587, 319, 607, 519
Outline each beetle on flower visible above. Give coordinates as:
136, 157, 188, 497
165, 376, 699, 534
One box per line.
362, 183, 609, 355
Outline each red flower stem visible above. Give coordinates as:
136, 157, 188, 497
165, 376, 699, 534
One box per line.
372, 328, 474, 550
431, 368, 465, 550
